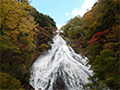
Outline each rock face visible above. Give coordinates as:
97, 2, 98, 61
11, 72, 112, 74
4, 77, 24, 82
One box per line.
53, 76, 65, 90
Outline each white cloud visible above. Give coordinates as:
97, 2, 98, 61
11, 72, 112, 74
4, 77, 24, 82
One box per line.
72, 0, 97, 17
72, 8, 80, 16
57, 23, 65, 30
65, 12, 70, 16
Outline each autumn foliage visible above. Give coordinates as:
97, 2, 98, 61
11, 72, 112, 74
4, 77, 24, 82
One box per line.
0, 72, 23, 89
0, 0, 57, 89
61, 0, 119, 89
87, 30, 108, 45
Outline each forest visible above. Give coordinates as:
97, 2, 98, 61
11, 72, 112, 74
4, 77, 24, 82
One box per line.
0, 0, 119, 90
61, 0, 119, 89
0, 0, 57, 89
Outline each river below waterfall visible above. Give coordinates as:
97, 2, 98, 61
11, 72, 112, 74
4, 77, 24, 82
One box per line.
29, 34, 93, 90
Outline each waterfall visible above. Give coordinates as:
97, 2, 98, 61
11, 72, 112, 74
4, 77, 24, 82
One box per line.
29, 34, 93, 90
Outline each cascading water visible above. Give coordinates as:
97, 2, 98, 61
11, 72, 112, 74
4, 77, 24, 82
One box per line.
29, 34, 93, 90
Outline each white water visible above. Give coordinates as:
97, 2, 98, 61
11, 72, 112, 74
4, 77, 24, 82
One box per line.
29, 34, 93, 90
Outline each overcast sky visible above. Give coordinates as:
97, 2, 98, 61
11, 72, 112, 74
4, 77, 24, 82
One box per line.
30, 0, 97, 29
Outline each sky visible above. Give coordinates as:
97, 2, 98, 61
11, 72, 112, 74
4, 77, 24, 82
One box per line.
30, 0, 97, 29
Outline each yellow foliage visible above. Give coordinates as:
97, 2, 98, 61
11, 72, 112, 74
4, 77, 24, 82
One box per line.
0, 72, 23, 89
105, 24, 119, 41
39, 44, 49, 51
0, 0, 38, 52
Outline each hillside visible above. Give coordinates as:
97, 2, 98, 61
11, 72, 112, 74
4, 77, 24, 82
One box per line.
61, 0, 119, 89
0, 0, 57, 89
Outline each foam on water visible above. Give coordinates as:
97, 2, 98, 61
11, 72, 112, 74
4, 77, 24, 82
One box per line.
29, 34, 92, 90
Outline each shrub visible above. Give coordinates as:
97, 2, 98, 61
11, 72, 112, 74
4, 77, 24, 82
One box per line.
0, 72, 23, 90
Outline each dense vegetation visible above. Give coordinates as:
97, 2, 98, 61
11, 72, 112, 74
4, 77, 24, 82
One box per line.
61, 0, 119, 89
0, 0, 57, 89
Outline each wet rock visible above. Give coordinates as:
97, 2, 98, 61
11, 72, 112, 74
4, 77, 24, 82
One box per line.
24, 83, 34, 90
53, 76, 65, 90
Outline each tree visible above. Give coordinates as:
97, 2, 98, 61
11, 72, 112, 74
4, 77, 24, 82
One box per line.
93, 49, 119, 89
0, 72, 23, 89
87, 30, 108, 45
0, 0, 38, 88
30, 8, 57, 29
16, 0, 29, 4
0, 0, 57, 89
61, 16, 84, 39
0, 0, 37, 53
61, 0, 119, 89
